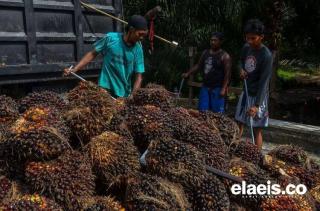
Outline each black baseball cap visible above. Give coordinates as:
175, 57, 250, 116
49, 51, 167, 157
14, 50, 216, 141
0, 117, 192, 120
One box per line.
127, 15, 148, 30
211, 32, 224, 41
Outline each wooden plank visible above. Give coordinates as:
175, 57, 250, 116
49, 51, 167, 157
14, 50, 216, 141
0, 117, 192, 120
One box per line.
112, 0, 124, 32
0, 32, 27, 41
0, 61, 102, 76
33, 0, 74, 10
24, 0, 37, 64
74, 0, 84, 60
0, 0, 24, 7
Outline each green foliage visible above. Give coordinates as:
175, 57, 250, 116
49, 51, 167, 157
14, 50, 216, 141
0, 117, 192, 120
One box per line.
277, 68, 297, 81
123, 0, 320, 91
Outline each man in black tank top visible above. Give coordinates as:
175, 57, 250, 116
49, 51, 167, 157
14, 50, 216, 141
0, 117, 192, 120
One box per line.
182, 32, 231, 113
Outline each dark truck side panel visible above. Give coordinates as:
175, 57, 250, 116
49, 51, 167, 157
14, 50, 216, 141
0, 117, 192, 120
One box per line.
0, 0, 123, 85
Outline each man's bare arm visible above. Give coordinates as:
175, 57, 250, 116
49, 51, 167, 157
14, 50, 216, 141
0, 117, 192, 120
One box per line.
63, 50, 99, 76
182, 51, 206, 78
132, 73, 143, 94
222, 53, 232, 89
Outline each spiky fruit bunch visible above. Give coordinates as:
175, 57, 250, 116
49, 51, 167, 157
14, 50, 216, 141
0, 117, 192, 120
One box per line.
19, 91, 66, 113
0, 158, 25, 180
168, 107, 228, 171
260, 195, 314, 211
4, 127, 70, 161
229, 201, 248, 211
67, 81, 115, 115
310, 185, 320, 210
11, 107, 70, 138
0, 176, 13, 203
145, 138, 207, 190
188, 110, 240, 145
107, 110, 133, 140
192, 174, 230, 211
125, 105, 173, 152
128, 85, 174, 110
84, 131, 140, 187
283, 165, 320, 189
77, 196, 124, 211
25, 151, 95, 210
145, 83, 166, 89
228, 158, 275, 208
64, 107, 111, 145
229, 140, 262, 164
126, 174, 190, 211
186, 109, 220, 133
0, 95, 18, 126
1, 194, 63, 211
262, 155, 320, 189
262, 154, 289, 177
0, 125, 8, 144
229, 158, 273, 185
268, 145, 308, 166
65, 82, 116, 145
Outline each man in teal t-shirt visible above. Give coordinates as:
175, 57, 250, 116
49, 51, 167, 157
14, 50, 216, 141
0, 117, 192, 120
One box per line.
64, 15, 148, 98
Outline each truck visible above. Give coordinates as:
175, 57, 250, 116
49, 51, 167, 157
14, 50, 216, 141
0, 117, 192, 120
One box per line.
0, 0, 123, 91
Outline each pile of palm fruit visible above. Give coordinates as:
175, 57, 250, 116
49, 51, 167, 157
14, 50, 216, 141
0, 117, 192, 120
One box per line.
0, 81, 319, 211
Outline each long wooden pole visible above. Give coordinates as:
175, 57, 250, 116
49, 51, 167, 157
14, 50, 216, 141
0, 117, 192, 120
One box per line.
80, 1, 178, 47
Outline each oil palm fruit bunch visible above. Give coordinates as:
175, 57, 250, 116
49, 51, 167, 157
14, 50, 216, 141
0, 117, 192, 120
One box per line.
268, 145, 308, 166
0, 125, 9, 143
168, 107, 228, 171
25, 151, 95, 210
229, 140, 262, 165
186, 109, 220, 133
145, 83, 166, 89
262, 155, 320, 189
283, 165, 320, 189
0, 175, 13, 204
0, 95, 19, 126
229, 201, 248, 211
64, 106, 110, 145
145, 138, 207, 190
228, 158, 275, 209
128, 84, 174, 110
260, 194, 314, 211
262, 154, 289, 177
10, 106, 70, 138
76, 196, 124, 211
5, 127, 70, 161
125, 105, 173, 152
126, 173, 190, 211
188, 110, 240, 145
310, 185, 320, 210
192, 174, 230, 211
65, 82, 116, 144
4, 106, 70, 161
84, 131, 140, 188
0, 156, 25, 180
1, 194, 63, 211
229, 158, 273, 184
107, 109, 133, 140
19, 90, 66, 113
67, 81, 115, 115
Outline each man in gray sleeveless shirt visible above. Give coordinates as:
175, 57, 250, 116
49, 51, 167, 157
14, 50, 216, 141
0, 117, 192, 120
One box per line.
235, 19, 273, 150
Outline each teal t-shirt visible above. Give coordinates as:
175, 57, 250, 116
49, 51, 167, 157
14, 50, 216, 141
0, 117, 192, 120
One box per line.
94, 32, 145, 97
